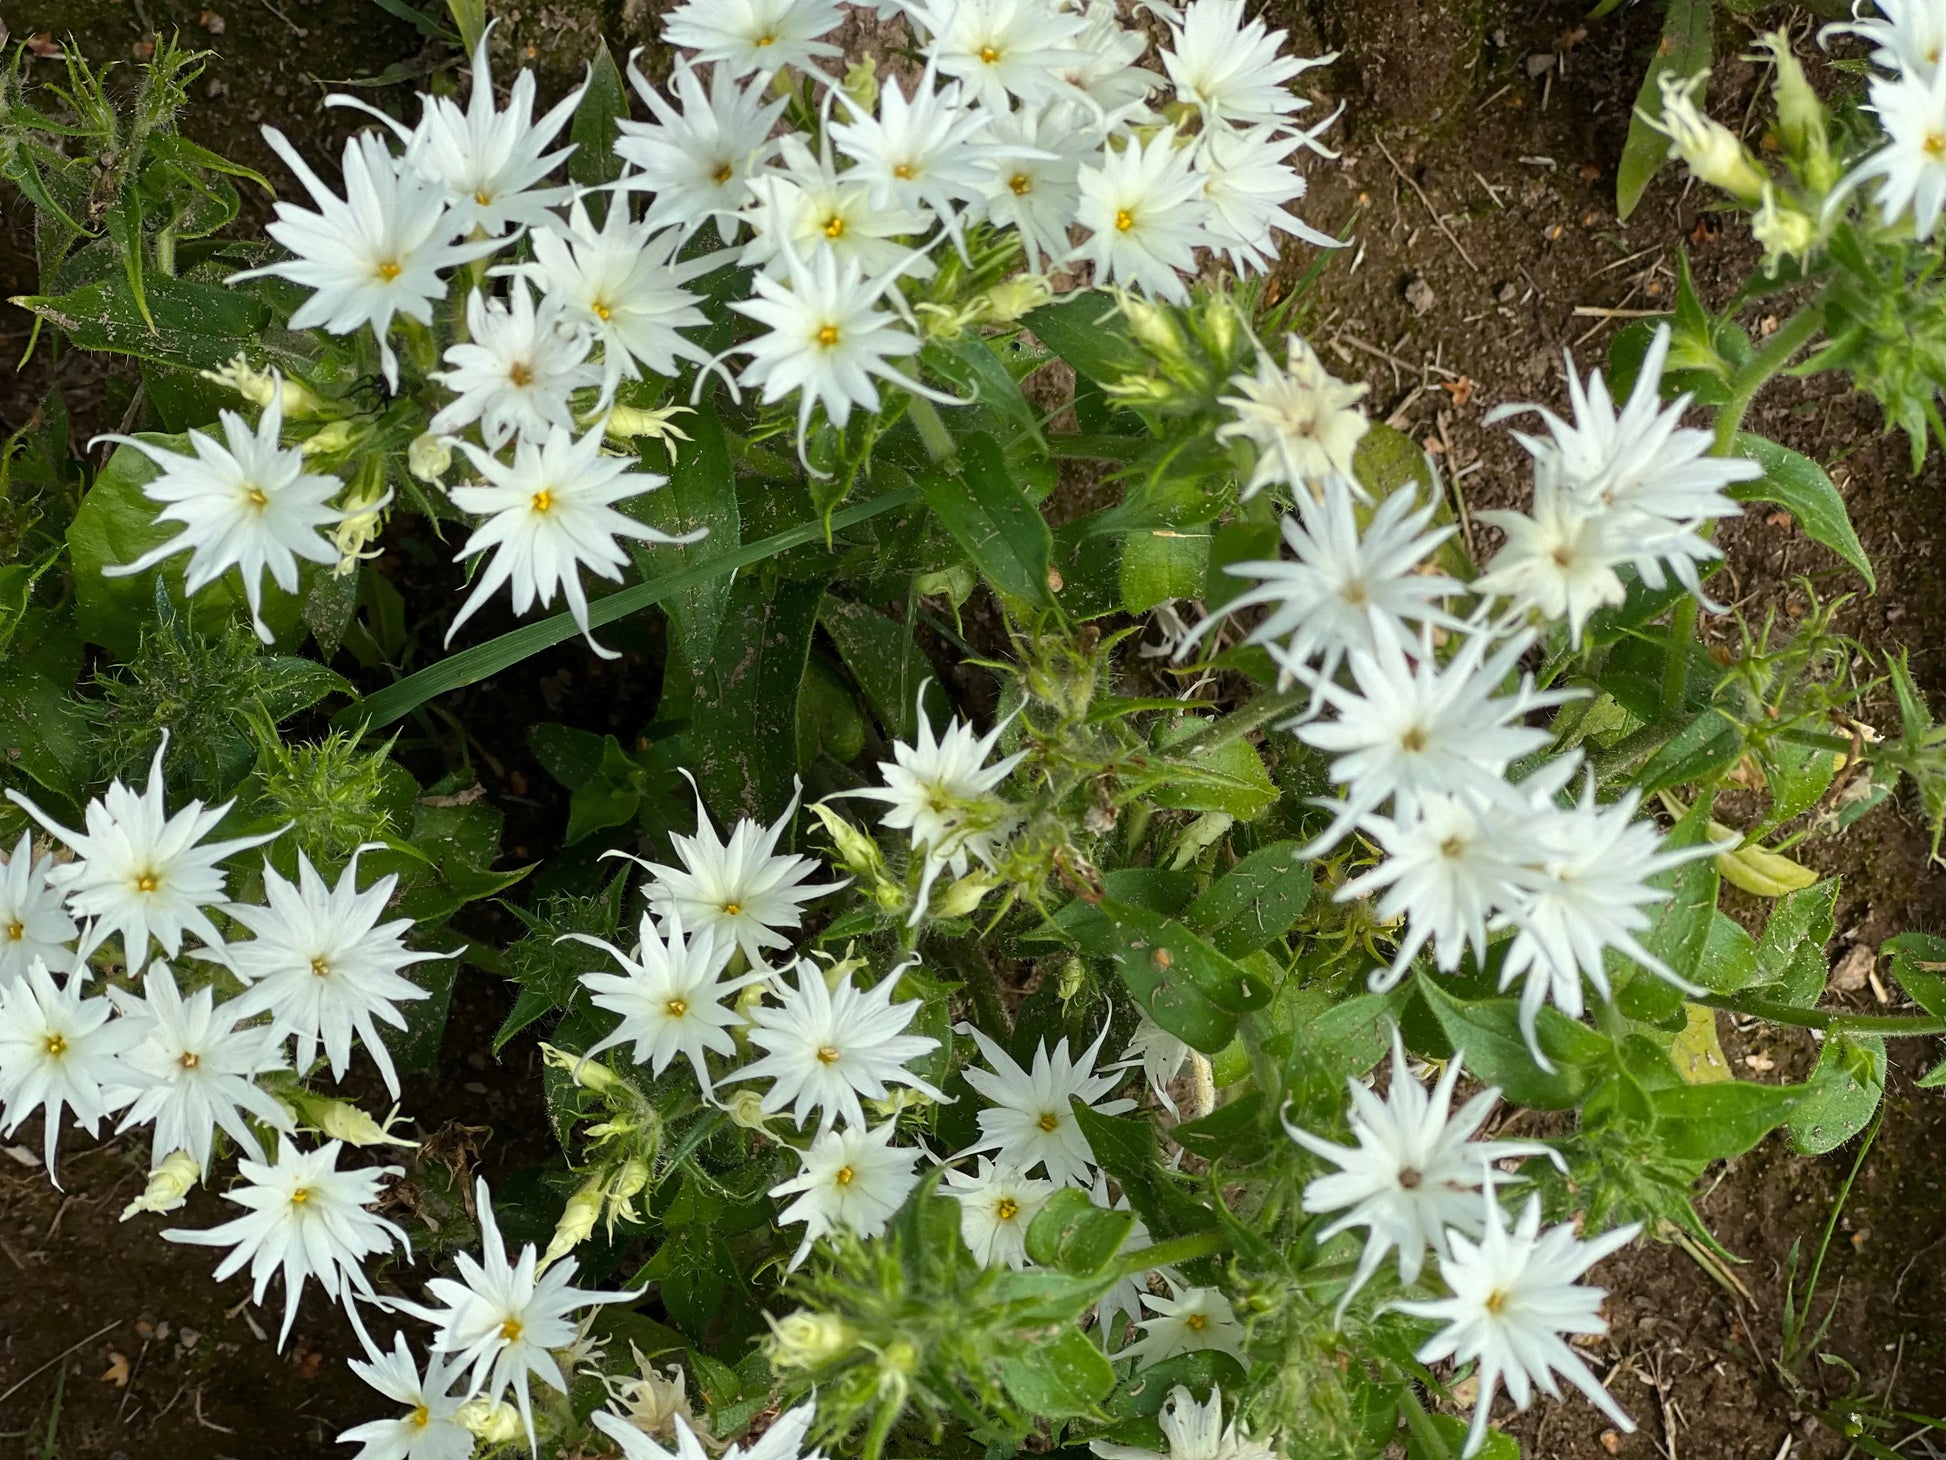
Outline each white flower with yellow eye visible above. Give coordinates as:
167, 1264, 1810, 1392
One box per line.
1073, 129, 1211, 303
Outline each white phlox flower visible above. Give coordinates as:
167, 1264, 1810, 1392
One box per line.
978, 103, 1096, 270
1114, 1005, 1190, 1116
1337, 790, 1544, 987
1474, 454, 1629, 644
943, 1157, 1056, 1268
1496, 782, 1717, 1067
8, 733, 281, 973
1073, 128, 1212, 304
409, 1177, 639, 1451
1282, 1034, 1559, 1320
1851, 62, 1946, 239
222, 850, 441, 1100
448, 421, 700, 658
94, 389, 345, 642
1120, 1284, 1249, 1368
572, 909, 761, 1095
1057, 0, 1160, 125
770, 1119, 923, 1268
593, 1407, 713, 1460
1394, 1191, 1640, 1459
1195, 122, 1341, 275
1191, 473, 1461, 687
734, 959, 945, 1132
1161, 0, 1334, 133
853, 690, 1028, 920
1089, 1171, 1180, 1349
1215, 335, 1370, 496
1294, 623, 1578, 853
596, 1396, 825, 1460
632, 778, 845, 969
1089, 1384, 1274, 1460
740, 141, 937, 282
430, 280, 599, 448
339, 1329, 475, 1460
514, 198, 719, 406
0, 831, 79, 988
0, 960, 144, 1178
616, 57, 788, 244
662, 0, 845, 80
728, 243, 952, 470
959, 1023, 1135, 1186
162, 1137, 408, 1347
1823, 0, 1946, 82
910, 0, 1093, 112
395, 29, 582, 239
110, 961, 292, 1173
232, 130, 499, 390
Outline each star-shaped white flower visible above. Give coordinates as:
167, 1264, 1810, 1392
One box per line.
573, 909, 761, 1095
8, 733, 281, 974
662, 0, 844, 79
1161, 0, 1332, 133
163, 1137, 408, 1347
1090, 1385, 1274, 1460
1215, 335, 1369, 496
615, 57, 787, 245
770, 1119, 922, 1268
95, 389, 344, 642
1072, 128, 1211, 303
1120, 1284, 1249, 1369
734, 960, 945, 1132
222, 851, 441, 1100
110, 962, 292, 1174
338, 1330, 474, 1460
447, 421, 699, 658
1395, 1191, 1639, 1458
959, 1024, 1135, 1186
0, 831, 78, 990
943, 1157, 1055, 1269
430, 280, 599, 448
0, 959, 144, 1178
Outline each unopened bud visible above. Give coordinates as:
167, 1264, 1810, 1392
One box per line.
1201, 293, 1246, 367
842, 54, 879, 111
455, 1398, 522, 1443
541, 1041, 624, 1094
876, 1338, 919, 1400
121, 1149, 200, 1220
293, 1094, 418, 1148
931, 868, 996, 919
1118, 293, 1189, 363
1752, 188, 1816, 273
725, 1088, 774, 1132
1106, 373, 1178, 407
980, 274, 1054, 323
914, 563, 977, 607
808, 802, 886, 881
602, 404, 695, 463
200, 355, 324, 417
606, 1155, 651, 1237
765, 1309, 855, 1369
1757, 32, 1827, 162
1646, 71, 1767, 205
408, 431, 452, 482
543, 1177, 605, 1267
300, 420, 356, 457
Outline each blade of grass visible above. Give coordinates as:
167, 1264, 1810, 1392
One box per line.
340, 486, 920, 731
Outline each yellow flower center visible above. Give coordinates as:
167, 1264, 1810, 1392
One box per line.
979, 44, 1000, 63
474, 189, 493, 206
44, 1033, 66, 1056
135, 872, 160, 893
244, 485, 269, 507
1185, 1312, 1208, 1332
377, 260, 402, 281
593, 301, 613, 321
531, 489, 554, 513
834, 1165, 854, 1186
754, 33, 775, 46
995, 1196, 1019, 1221
180, 1051, 202, 1070
816, 324, 841, 347
823, 214, 846, 239
1925, 130, 1946, 159
311, 956, 331, 978
411, 1405, 431, 1429
500, 1318, 524, 1341
713, 162, 735, 184
1400, 726, 1429, 753
816, 1044, 842, 1065
5, 921, 22, 940
290, 1186, 311, 1205
1114, 209, 1135, 232
1037, 1111, 1060, 1132
893, 163, 916, 180
508, 361, 535, 387
1484, 1289, 1510, 1316
723, 901, 742, 916
666, 997, 689, 1018
1009, 172, 1032, 196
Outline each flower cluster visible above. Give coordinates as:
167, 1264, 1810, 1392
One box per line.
1201, 323, 1738, 1058
1830, 0, 1946, 241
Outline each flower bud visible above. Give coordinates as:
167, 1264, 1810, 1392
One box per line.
543, 1177, 605, 1267
408, 431, 453, 482
914, 563, 977, 607
602, 404, 696, 463
1646, 71, 1768, 205
540, 1041, 625, 1094
300, 420, 357, 458
876, 1338, 919, 1401
765, 1309, 855, 1370
293, 1093, 418, 1148
979, 274, 1054, 324
1200, 292, 1246, 369
1106, 373, 1179, 408
121, 1149, 200, 1220
842, 54, 879, 112
724, 1088, 774, 1132
931, 868, 997, 919
1751, 188, 1816, 273
808, 803, 886, 881
200, 355, 325, 417
455, 1398, 523, 1443
606, 1155, 651, 1236
1117, 293, 1189, 364
1757, 32, 1827, 162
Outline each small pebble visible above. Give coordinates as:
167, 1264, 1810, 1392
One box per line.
1403, 276, 1436, 315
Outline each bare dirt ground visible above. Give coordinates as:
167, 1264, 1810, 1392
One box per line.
0, 0, 1942, 1456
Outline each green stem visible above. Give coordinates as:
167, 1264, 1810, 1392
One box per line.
1713, 296, 1829, 451
906, 396, 956, 462
1115, 1229, 1225, 1278
1695, 992, 1946, 1038
1661, 596, 1698, 717
1787, 1108, 1882, 1371
1165, 687, 1309, 761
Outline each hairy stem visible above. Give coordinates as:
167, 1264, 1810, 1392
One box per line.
1696, 992, 1946, 1038
1713, 295, 1830, 451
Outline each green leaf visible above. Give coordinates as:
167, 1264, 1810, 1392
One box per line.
1406, 1411, 1517, 1460
341, 487, 918, 730
1068, 1102, 1214, 1241
1694, 910, 1760, 993
0, 622, 88, 803
1616, 0, 1714, 220
1094, 897, 1273, 1053
1417, 980, 1612, 1110
568, 42, 629, 194
1632, 711, 1742, 793
1204, 520, 1280, 616
1788, 1033, 1884, 1155
1754, 877, 1838, 1007
68, 435, 308, 654
1641, 806, 1720, 987
918, 434, 1057, 615
1352, 421, 1437, 503
448, 0, 486, 57
1119, 529, 1207, 615
998, 1325, 1116, 1418
530, 723, 607, 790
1019, 293, 1140, 385
1024, 1187, 1135, 1275
1652, 1079, 1805, 1161
1883, 932, 1946, 1016
1731, 434, 1875, 591
629, 407, 740, 667
1184, 841, 1312, 958
1145, 726, 1277, 821
16, 272, 281, 372
819, 597, 945, 742
685, 576, 825, 824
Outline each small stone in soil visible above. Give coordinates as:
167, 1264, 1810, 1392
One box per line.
1404, 276, 1436, 315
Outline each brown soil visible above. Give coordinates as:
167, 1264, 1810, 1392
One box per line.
2, 0, 1944, 1457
